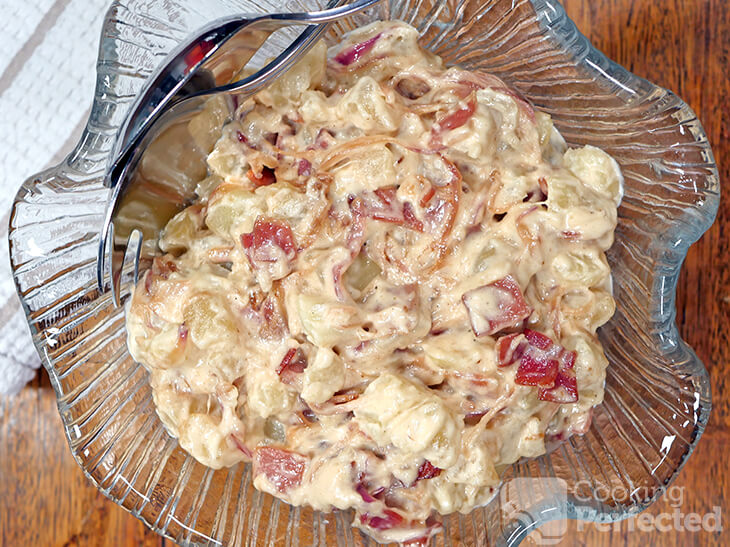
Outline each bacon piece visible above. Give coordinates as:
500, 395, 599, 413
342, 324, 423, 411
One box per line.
297, 159, 312, 177
277, 348, 308, 378
538, 350, 578, 403
437, 95, 477, 132
429, 95, 477, 149
524, 328, 553, 350
254, 447, 307, 492
241, 217, 297, 266
415, 460, 441, 482
402, 202, 424, 232
462, 275, 531, 336
360, 509, 404, 530
503, 329, 579, 404
334, 33, 382, 65
247, 166, 276, 187
514, 353, 559, 387
495, 333, 527, 366
368, 186, 405, 223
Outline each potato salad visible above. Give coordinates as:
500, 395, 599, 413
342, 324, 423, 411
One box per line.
126, 20, 622, 545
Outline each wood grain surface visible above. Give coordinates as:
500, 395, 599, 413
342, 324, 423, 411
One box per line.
1, 0, 728, 545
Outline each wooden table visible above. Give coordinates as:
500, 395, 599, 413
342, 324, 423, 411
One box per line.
1, 1, 727, 545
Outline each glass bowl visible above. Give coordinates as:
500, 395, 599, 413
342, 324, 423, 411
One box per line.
8, 0, 719, 545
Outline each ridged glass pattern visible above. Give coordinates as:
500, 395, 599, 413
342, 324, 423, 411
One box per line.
8, 0, 719, 545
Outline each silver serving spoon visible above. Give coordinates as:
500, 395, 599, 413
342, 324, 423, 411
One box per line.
97, 0, 380, 304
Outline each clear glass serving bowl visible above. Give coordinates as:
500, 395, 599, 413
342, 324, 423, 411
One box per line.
8, 0, 720, 545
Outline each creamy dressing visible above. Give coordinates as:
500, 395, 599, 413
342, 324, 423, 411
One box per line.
126, 21, 622, 545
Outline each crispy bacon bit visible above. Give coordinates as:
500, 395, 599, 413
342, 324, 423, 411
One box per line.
254, 447, 307, 492
495, 333, 527, 366
236, 130, 249, 144
334, 33, 382, 66
429, 96, 477, 150
178, 324, 189, 342
436, 95, 477, 133
402, 202, 424, 232
538, 350, 578, 403
277, 348, 308, 375
298, 159, 312, 177
247, 166, 276, 187
524, 328, 553, 350
462, 275, 531, 336
503, 329, 579, 404
415, 460, 441, 482
241, 217, 297, 266
514, 354, 559, 387
360, 509, 404, 530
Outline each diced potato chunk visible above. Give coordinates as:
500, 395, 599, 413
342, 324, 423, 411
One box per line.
189, 95, 231, 154
258, 41, 327, 108
564, 145, 623, 205
247, 368, 294, 418
301, 347, 345, 405
354, 373, 459, 469
297, 294, 360, 347
336, 76, 396, 131
551, 248, 610, 287
183, 294, 236, 349
331, 144, 396, 199
206, 187, 266, 238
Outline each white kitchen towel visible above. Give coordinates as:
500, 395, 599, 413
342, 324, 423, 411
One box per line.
0, 0, 110, 394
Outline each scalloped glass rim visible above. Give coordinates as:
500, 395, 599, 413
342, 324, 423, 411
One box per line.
8, 0, 719, 545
